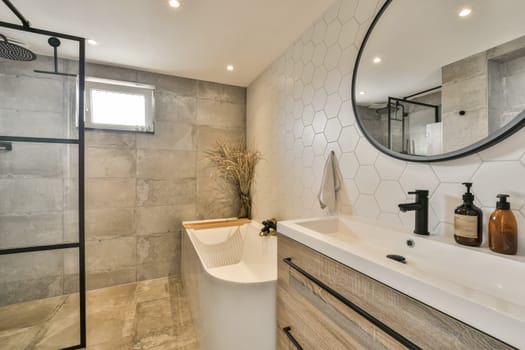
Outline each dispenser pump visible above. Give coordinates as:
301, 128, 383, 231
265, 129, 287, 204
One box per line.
462, 182, 474, 202
454, 182, 483, 247
496, 194, 510, 210
489, 194, 517, 255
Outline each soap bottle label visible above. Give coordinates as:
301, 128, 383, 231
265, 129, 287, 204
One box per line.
454, 214, 478, 239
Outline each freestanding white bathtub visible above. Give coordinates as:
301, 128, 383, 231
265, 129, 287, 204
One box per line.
181, 219, 277, 350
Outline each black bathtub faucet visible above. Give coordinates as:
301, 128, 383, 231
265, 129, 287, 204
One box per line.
259, 218, 277, 237
399, 190, 429, 235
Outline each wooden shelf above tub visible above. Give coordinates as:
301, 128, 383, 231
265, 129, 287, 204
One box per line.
183, 218, 251, 230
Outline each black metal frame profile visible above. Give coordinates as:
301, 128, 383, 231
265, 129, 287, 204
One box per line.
387, 96, 440, 154
0, 1, 86, 348
351, 0, 525, 162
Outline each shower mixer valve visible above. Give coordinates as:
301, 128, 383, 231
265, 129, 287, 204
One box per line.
259, 218, 277, 237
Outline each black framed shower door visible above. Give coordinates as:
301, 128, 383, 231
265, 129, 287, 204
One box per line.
0, 19, 86, 349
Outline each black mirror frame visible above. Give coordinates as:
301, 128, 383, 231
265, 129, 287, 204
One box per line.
351, 0, 525, 163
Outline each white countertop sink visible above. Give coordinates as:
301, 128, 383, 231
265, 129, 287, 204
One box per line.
278, 215, 525, 348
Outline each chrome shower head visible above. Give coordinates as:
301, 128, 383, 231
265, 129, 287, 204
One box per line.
0, 33, 36, 61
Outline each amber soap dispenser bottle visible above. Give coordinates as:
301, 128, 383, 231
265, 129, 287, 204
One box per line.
454, 182, 483, 246
489, 194, 518, 255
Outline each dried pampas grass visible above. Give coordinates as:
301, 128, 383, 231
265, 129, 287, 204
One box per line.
205, 139, 261, 218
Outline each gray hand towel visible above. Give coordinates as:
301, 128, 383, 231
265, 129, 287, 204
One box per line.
318, 151, 342, 212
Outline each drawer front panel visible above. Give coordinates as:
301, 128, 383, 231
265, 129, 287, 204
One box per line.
278, 257, 408, 350
277, 235, 513, 350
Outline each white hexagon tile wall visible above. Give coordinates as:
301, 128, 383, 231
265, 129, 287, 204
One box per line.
246, 0, 525, 255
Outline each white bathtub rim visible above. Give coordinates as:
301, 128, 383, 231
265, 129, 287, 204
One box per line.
184, 220, 277, 285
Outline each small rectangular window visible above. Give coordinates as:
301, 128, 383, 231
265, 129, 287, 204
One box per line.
84, 77, 155, 133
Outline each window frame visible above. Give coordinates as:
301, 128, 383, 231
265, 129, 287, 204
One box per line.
84, 77, 156, 133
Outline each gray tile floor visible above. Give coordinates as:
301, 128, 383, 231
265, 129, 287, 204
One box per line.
0, 277, 198, 350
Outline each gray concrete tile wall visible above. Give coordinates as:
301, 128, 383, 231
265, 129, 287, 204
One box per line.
0, 110, 72, 139
0, 58, 246, 305
85, 208, 136, 240
135, 121, 195, 151
85, 178, 137, 209
154, 94, 196, 123
85, 130, 136, 149
0, 178, 64, 213
442, 51, 489, 152
442, 37, 525, 152
0, 75, 64, 112
0, 143, 64, 178
136, 178, 196, 207
488, 50, 525, 133
442, 52, 487, 84
197, 99, 246, 129
504, 69, 525, 110
0, 212, 64, 249
0, 58, 78, 306
135, 205, 187, 235
136, 149, 196, 179
0, 251, 64, 305
85, 147, 136, 178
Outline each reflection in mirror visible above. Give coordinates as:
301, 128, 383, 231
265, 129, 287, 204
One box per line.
354, 0, 525, 159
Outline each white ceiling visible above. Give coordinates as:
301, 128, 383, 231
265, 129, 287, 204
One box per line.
0, 0, 336, 87
356, 0, 525, 105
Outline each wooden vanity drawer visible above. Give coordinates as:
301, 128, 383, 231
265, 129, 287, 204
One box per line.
277, 235, 514, 350
278, 258, 408, 349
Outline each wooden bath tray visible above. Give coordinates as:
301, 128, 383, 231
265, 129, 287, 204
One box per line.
183, 218, 251, 230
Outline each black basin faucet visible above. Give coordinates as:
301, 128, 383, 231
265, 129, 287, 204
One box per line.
399, 190, 429, 235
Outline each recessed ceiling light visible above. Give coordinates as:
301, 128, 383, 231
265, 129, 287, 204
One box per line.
459, 8, 472, 17
359, 91, 366, 95
373, 57, 382, 64
169, 0, 181, 8
87, 39, 98, 46
227, 65, 234, 71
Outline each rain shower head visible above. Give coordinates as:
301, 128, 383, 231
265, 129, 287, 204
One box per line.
0, 33, 36, 61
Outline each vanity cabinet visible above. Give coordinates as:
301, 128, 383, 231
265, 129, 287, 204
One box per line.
277, 235, 514, 350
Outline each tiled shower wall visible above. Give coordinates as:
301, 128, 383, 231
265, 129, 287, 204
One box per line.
81, 64, 245, 291
247, 0, 525, 255
0, 58, 245, 305
0, 56, 79, 305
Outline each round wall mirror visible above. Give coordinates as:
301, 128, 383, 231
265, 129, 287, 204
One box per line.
352, 0, 525, 162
